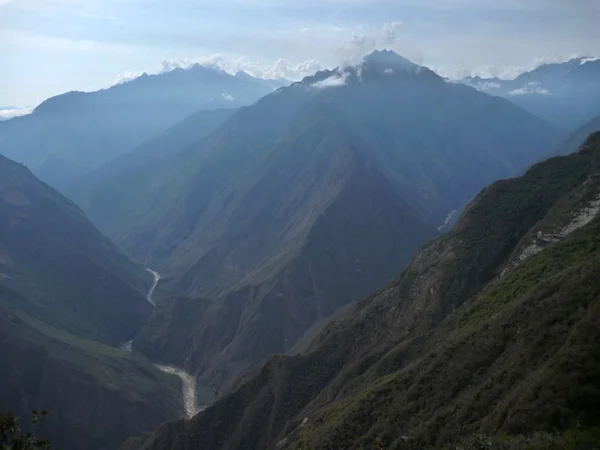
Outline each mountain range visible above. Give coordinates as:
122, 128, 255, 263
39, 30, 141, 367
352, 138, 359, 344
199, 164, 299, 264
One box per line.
122, 131, 600, 450
69, 50, 563, 397
0, 66, 285, 190
2, 49, 599, 450
0, 155, 183, 449
461, 57, 600, 130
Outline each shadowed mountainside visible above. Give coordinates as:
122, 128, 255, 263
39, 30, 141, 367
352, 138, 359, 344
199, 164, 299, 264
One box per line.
0, 155, 183, 449
95, 51, 562, 393
123, 132, 600, 450
0, 67, 284, 190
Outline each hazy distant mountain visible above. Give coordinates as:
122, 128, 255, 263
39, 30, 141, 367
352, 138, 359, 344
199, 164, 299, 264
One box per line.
0, 66, 286, 190
69, 108, 235, 226
89, 50, 560, 394
461, 57, 600, 129
123, 132, 600, 450
555, 114, 600, 156
0, 106, 32, 121
0, 155, 182, 449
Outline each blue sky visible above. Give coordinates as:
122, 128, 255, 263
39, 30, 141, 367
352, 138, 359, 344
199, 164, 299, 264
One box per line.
1, 0, 599, 108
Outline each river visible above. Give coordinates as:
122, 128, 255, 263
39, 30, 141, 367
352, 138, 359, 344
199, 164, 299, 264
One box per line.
122, 268, 202, 419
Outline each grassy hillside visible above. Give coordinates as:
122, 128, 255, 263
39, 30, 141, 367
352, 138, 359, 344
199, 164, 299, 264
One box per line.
122, 132, 600, 450
0, 304, 183, 450
0, 155, 152, 345
0, 155, 184, 449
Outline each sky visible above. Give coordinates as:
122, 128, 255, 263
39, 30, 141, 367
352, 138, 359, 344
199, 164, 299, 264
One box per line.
1, 0, 599, 110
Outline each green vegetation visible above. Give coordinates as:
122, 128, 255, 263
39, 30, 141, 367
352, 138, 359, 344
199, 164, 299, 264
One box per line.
122, 133, 600, 450
448, 428, 600, 450
0, 154, 152, 345
0, 155, 183, 449
114, 52, 559, 394
0, 411, 51, 450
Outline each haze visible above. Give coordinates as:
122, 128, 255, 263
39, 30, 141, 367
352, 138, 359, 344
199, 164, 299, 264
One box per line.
1, 0, 599, 108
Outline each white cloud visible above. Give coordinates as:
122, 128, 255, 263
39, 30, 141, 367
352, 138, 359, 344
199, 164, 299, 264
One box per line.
581, 56, 600, 65
508, 81, 551, 96
381, 21, 403, 44
159, 55, 322, 81
334, 20, 425, 70
222, 93, 235, 101
0, 106, 34, 120
113, 71, 141, 85
384, 68, 393, 74
311, 71, 349, 89
461, 79, 502, 91
438, 53, 590, 81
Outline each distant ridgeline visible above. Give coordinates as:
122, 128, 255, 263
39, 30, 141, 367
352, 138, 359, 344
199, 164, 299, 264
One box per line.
0, 66, 284, 190
84, 50, 563, 399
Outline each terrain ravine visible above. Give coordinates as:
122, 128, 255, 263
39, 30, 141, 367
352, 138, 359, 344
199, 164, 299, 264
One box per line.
124, 268, 202, 419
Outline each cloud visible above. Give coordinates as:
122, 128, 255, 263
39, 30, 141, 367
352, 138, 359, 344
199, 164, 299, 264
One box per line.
311, 71, 349, 89
113, 71, 141, 85
222, 93, 235, 101
381, 21, 403, 45
439, 53, 590, 81
0, 106, 34, 120
159, 55, 322, 80
508, 81, 551, 96
461, 79, 502, 91
581, 56, 600, 65
335, 20, 423, 70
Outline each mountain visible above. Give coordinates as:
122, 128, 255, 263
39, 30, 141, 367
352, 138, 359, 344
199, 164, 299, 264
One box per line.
0, 154, 152, 344
461, 57, 600, 129
68, 108, 235, 230
0, 66, 285, 190
84, 50, 561, 395
122, 132, 600, 450
0, 155, 183, 449
0, 106, 31, 121
555, 114, 600, 156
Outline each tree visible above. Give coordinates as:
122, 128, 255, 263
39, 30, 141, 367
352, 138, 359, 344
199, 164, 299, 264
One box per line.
0, 411, 51, 450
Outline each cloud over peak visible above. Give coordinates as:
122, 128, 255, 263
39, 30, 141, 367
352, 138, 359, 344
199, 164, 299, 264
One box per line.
310, 71, 349, 89
113, 71, 142, 85
508, 81, 551, 96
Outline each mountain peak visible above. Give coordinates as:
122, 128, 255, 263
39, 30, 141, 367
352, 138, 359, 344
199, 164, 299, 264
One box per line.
363, 49, 419, 70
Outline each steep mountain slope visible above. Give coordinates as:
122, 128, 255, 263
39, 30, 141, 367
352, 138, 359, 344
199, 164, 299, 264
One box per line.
134, 111, 437, 390
462, 57, 600, 129
0, 155, 184, 449
70, 108, 235, 231
0, 306, 183, 450
0, 66, 283, 190
555, 114, 600, 156
122, 132, 600, 450
0, 155, 151, 345
99, 51, 561, 392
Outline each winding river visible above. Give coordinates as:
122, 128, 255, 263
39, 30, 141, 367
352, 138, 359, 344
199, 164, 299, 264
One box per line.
123, 268, 202, 419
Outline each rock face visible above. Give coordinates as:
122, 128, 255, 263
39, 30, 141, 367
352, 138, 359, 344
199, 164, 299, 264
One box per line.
122, 133, 600, 450
0, 155, 183, 449
109, 51, 559, 392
